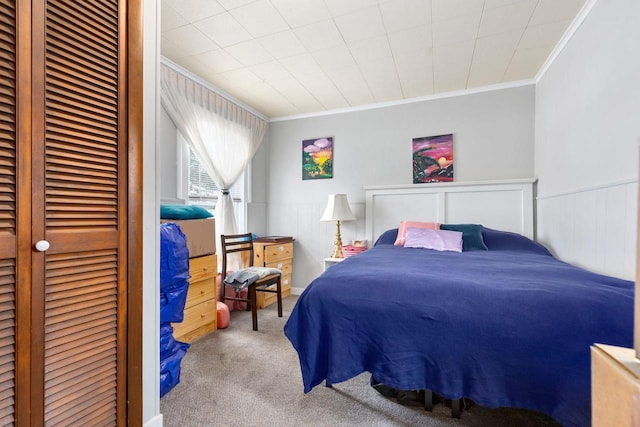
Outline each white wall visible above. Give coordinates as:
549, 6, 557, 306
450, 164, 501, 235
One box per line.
158, 106, 178, 202
535, 0, 640, 280
264, 85, 536, 292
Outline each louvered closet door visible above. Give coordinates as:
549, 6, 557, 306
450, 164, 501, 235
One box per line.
0, 1, 17, 424
31, 0, 127, 425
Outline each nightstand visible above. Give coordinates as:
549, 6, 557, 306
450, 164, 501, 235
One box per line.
253, 238, 294, 308
323, 257, 344, 271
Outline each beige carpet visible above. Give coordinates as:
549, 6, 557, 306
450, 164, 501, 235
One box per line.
160, 296, 560, 427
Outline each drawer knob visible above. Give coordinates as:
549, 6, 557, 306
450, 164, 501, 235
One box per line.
200, 290, 205, 295
201, 314, 206, 319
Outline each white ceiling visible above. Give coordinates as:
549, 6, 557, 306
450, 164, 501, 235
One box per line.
161, 0, 587, 119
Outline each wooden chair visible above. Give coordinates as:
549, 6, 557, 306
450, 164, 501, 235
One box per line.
220, 233, 283, 331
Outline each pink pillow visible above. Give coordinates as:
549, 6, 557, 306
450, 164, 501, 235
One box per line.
394, 221, 439, 246
404, 228, 463, 252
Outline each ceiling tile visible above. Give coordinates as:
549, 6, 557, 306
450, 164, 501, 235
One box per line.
161, 35, 188, 60
311, 45, 357, 73
359, 60, 403, 102
267, 78, 325, 112
194, 12, 253, 47
219, 67, 263, 88
324, 0, 378, 17
505, 44, 554, 80
329, 66, 375, 106
467, 62, 506, 87
270, 0, 331, 28
192, 49, 243, 74
258, 31, 307, 59
161, 4, 188, 32
433, 40, 474, 91
293, 20, 345, 52
348, 35, 393, 64
432, 13, 481, 46
217, 0, 260, 11
432, 0, 484, 22
295, 71, 351, 109
293, 19, 344, 52
478, 0, 537, 38
229, 0, 290, 38
250, 60, 291, 82
484, 0, 527, 9
225, 39, 274, 66
236, 84, 300, 117
334, 5, 386, 43
473, 30, 521, 65
163, 0, 225, 23
530, 0, 586, 25
379, 0, 432, 34
161, 26, 219, 57
388, 25, 432, 60
468, 32, 520, 87
279, 53, 321, 78
510, 44, 553, 68
518, 20, 571, 50
395, 53, 434, 98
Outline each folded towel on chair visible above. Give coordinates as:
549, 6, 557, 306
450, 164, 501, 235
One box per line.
223, 267, 282, 292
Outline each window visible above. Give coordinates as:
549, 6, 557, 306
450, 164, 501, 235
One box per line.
177, 133, 245, 226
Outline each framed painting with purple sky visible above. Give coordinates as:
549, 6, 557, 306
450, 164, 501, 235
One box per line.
412, 134, 454, 183
302, 137, 333, 180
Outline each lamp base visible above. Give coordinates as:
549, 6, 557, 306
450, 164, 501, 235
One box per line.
329, 220, 344, 259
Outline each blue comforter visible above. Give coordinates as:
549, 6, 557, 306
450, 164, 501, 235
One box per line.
284, 228, 633, 426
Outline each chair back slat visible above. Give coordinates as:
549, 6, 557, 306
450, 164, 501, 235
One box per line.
221, 233, 255, 276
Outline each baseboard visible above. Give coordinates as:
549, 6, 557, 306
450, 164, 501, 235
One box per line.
291, 287, 304, 296
144, 414, 163, 427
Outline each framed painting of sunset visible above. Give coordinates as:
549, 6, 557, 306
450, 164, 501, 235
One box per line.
412, 134, 454, 183
302, 137, 333, 180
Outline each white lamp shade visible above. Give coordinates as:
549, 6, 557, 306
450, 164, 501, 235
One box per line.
320, 194, 355, 222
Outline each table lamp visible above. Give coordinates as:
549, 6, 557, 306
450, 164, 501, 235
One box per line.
320, 194, 355, 258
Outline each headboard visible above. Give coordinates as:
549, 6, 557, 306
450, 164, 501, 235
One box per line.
364, 179, 536, 244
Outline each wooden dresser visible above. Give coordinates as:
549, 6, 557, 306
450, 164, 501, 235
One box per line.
172, 253, 218, 342
253, 238, 294, 308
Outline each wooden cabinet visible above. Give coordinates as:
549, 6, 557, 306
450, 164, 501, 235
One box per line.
253, 240, 294, 308
172, 254, 218, 342
591, 344, 640, 426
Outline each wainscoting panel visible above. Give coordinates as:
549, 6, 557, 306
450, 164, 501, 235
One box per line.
266, 200, 366, 295
537, 179, 637, 281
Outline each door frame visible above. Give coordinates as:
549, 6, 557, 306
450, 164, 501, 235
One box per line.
126, 0, 143, 424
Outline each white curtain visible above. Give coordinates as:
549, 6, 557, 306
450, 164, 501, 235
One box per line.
160, 63, 268, 270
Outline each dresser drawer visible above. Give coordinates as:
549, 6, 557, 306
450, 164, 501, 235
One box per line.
256, 242, 293, 264
185, 276, 216, 308
172, 299, 216, 342
266, 259, 292, 275
256, 273, 291, 309
189, 254, 217, 282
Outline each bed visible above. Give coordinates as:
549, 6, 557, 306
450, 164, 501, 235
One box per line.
284, 215, 634, 426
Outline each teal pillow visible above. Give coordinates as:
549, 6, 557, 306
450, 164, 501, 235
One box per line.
160, 204, 213, 220
440, 224, 488, 251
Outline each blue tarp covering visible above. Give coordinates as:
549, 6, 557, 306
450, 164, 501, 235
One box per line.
159, 222, 191, 397
160, 222, 190, 323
